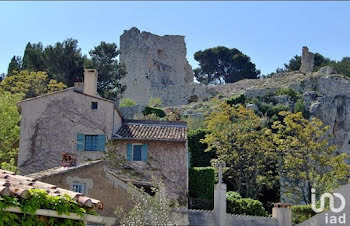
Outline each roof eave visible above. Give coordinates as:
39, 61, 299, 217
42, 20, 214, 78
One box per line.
112, 137, 186, 142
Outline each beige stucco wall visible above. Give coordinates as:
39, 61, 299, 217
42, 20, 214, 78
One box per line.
17, 89, 122, 174
111, 139, 188, 205
36, 162, 132, 219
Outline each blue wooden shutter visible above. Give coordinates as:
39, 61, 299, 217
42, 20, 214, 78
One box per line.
77, 134, 85, 151
127, 143, 132, 161
142, 144, 148, 161
97, 134, 106, 151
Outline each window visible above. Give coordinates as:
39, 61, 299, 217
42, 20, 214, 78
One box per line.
127, 143, 148, 162
72, 183, 85, 194
85, 135, 98, 151
91, 102, 98, 109
77, 134, 106, 151
133, 145, 142, 161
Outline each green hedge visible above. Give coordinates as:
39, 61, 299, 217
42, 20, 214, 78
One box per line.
142, 106, 166, 118
292, 205, 317, 224
189, 167, 215, 200
226, 191, 268, 217
188, 129, 215, 167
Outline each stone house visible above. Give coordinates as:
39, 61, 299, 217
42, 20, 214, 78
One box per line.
17, 69, 188, 210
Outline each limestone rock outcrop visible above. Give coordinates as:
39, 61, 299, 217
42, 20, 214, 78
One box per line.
317, 66, 337, 75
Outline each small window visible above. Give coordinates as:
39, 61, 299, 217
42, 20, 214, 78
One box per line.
91, 102, 98, 109
72, 182, 85, 194
85, 135, 98, 151
133, 145, 142, 161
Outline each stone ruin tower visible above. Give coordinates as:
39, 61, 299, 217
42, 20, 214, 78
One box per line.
120, 27, 196, 105
299, 46, 314, 73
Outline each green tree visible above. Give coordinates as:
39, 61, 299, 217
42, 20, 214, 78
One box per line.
85, 42, 127, 100
272, 112, 350, 204
333, 57, 350, 77
194, 46, 260, 85
22, 42, 44, 72
7, 56, 22, 75
188, 129, 215, 167
0, 70, 66, 98
0, 90, 23, 171
43, 38, 86, 86
203, 103, 278, 199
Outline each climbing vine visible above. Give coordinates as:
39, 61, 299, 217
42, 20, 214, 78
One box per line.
0, 189, 95, 226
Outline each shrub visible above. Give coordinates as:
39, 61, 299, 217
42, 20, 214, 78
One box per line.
120, 98, 136, 107
258, 103, 289, 118
275, 88, 300, 101
142, 106, 166, 118
292, 205, 317, 224
294, 98, 309, 118
226, 192, 268, 217
141, 113, 162, 121
226, 94, 246, 106
226, 191, 242, 200
148, 97, 162, 107
189, 167, 215, 201
188, 129, 215, 167
186, 117, 205, 130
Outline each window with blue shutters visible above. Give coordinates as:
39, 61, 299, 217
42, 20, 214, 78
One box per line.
133, 145, 142, 161
77, 134, 106, 151
127, 143, 148, 162
85, 135, 98, 151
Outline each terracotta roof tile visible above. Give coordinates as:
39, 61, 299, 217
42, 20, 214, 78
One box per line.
113, 120, 187, 142
0, 169, 103, 209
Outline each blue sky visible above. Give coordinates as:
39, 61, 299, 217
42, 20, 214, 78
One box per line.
1, 1, 350, 75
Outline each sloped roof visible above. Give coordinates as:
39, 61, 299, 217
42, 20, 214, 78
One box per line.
113, 120, 187, 142
27, 160, 103, 180
17, 87, 114, 105
0, 169, 103, 209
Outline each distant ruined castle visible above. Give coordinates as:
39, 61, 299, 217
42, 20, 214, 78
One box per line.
119, 27, 334, 107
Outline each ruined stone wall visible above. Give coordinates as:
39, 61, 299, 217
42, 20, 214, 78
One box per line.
17, 89, 122, 174
120, 27, 213, 106
111, 140, 188, 205
300, 46, 314, 73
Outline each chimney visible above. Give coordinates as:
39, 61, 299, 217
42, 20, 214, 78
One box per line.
61, 153, 77, 167
83, 69, 98, 96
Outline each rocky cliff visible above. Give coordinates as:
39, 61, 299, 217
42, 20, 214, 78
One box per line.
176, 71, 350, 155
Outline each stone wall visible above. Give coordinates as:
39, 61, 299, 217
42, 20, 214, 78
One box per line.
300, 46, 314, 73
173, 209, 279, 226
120, 27, 197, 105
110, 139, 188, 205
17, 89, 122, 174
119, 27, 218, 106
